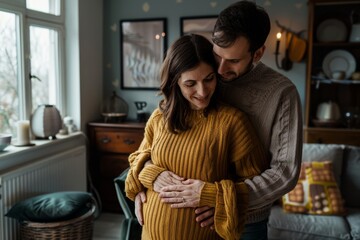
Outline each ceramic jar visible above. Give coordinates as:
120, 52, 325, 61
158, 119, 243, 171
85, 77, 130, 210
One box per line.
31, 104, 62, 139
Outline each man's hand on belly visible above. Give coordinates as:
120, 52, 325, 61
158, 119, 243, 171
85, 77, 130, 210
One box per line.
158, 179, 205, 208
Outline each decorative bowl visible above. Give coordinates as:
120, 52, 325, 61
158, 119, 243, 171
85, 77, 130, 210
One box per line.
0, 134, 12, 151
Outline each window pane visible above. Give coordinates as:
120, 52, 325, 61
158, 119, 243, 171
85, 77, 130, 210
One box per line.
26, 0, 61, 16
0, 11, 20, 135
29, 25, 59, 112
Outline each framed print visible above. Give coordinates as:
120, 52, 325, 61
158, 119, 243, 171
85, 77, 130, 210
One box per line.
180, 16, 217, 41
120, 18, 167, 90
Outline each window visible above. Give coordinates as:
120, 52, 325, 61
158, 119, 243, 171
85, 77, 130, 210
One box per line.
0, 0, 64, 137
0, 10, 20, 134
29, 25, 60, 112
26, 0, 61, 16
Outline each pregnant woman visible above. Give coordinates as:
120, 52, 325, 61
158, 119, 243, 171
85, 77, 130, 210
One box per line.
125, 34, 268, 240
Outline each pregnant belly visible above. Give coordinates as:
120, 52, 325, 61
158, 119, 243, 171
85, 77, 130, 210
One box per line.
142, 191, 221, 240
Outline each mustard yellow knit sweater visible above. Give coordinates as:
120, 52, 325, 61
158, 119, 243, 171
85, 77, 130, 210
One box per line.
125, 105, 267, 240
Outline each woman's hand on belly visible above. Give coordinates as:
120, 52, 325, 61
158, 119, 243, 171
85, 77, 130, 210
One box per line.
159, 179, 205, 208
135, 191, 147, 226
153, 170, 184, 192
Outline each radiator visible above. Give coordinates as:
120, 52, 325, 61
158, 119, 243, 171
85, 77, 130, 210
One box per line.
0, 145, 87, 240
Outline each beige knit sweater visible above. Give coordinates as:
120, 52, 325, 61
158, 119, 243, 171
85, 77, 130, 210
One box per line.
218, 62, 303, 224
125, 105, 267, 240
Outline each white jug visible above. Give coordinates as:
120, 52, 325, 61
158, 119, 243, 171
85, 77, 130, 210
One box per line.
350, 11, 360, 42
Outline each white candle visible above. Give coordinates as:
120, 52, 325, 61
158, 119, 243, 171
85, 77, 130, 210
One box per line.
275, 32, 282, 54
17, 120, 30, 145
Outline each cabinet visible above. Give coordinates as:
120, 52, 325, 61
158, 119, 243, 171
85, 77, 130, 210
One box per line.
88, 122, 145, 213
304, 0, 360, 146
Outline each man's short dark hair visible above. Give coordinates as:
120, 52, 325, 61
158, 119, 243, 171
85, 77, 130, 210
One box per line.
212, 1, 270, 53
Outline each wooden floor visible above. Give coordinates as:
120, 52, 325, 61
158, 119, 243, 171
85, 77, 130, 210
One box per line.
93, 212, 125, 240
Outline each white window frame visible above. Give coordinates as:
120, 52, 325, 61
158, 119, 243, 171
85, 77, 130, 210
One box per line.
0, 0, 65, 123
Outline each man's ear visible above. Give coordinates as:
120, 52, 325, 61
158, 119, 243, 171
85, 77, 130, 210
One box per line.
253, 45, 266, 63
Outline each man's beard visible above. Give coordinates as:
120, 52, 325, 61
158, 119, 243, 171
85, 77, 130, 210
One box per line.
219, 57, 254, 82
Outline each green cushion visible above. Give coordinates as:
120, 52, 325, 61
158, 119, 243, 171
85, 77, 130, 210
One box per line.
5, 191, 94, 222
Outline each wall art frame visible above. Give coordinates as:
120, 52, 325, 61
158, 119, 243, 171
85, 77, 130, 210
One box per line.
180, 15, 217, 41
120, 18, 167, 90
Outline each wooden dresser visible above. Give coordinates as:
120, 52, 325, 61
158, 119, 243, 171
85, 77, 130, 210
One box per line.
87, 122, 145, 213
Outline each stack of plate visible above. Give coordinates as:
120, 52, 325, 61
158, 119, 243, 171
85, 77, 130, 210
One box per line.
322, 50, 356, 80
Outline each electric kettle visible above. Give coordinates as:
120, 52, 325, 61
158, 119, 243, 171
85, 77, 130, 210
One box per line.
316, 101, 341, 121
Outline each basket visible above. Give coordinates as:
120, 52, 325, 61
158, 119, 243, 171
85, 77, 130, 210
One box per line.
20, 205, 95, 240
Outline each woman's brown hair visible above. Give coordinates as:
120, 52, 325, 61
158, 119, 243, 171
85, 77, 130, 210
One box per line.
159, 34, 218, 133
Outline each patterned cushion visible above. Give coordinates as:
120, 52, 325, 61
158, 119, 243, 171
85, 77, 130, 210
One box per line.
302, 144, 344, 185
282, 161, 346, 215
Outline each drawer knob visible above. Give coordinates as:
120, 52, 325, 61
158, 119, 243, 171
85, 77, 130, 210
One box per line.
124, 139, 135, 145
101, 137, 111, 144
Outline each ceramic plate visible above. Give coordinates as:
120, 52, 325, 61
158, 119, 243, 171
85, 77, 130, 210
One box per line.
317, 19, 347, 42
322, 50, 356, 79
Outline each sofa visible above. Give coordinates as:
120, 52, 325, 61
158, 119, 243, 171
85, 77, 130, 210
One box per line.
268, 143, 360, 240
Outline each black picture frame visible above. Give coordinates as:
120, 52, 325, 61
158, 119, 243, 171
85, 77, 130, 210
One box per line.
120, 18, 167, 90
180, 15, 217, 41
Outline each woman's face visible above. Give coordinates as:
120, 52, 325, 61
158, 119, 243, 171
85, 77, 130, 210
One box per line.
177, 62, 217, 110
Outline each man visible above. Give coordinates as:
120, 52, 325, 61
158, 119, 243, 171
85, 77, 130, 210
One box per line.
193, 1, 303, 239
134, 1, 303, 239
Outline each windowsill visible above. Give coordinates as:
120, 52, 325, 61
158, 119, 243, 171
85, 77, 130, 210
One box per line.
0, 132, 87, 173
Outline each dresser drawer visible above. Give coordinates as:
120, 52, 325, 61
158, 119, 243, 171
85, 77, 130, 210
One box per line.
95, 131, 143, 153
100, 155, 129, 178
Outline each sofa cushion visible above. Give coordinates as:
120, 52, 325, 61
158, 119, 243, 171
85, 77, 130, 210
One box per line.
346, 208, 360, 240
342, 146, 360, 208
302, 144, 345, 185
282, 161, 345, 215
268, 205, 352, 240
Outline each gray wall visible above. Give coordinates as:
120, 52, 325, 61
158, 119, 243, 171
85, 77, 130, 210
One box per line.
103, 0, 308, 121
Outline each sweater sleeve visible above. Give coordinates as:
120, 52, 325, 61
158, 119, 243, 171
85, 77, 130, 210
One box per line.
245, 87, 303, 211
138, 164, 166, 190
125, 110, 160, 201
199, 111, 267, 240
125, 148, 151, 200
200, 180, 248, 240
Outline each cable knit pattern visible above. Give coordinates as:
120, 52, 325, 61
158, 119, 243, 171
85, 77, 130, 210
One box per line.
125, 105, 267, 240
218, 62, 303, 224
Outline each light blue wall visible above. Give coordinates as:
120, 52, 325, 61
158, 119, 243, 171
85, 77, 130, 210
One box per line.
103, 0, 308, 120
